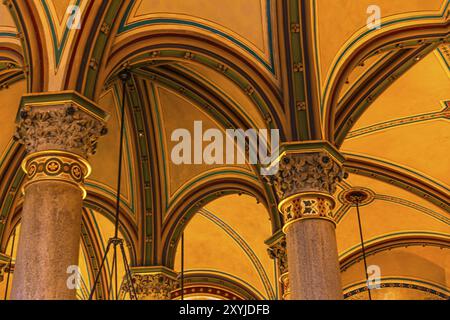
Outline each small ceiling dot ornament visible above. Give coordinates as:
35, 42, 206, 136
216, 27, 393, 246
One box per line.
339, 187, 375, 207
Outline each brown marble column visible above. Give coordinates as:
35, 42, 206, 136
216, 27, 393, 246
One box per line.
271, 145, 345, 300
124, 267, 178, 300
10, 93, 107, 299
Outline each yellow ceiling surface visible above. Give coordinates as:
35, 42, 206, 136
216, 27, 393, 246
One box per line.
0, 0, 448, 300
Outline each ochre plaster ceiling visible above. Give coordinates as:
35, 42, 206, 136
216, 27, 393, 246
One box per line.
0, 0, 448, 300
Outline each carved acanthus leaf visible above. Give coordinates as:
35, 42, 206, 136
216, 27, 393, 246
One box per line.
123, 273, 177, 300
14, 105, 106, 158
268, 152, 344, 199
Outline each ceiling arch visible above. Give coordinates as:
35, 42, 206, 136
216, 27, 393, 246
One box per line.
321, 2, 449, 141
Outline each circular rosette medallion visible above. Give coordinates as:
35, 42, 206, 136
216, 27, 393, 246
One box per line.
44, 158, 63, 176
70, 163, 84, 182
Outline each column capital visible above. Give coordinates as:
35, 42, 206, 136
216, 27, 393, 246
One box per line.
14, 91, 108, 159
267, 141, 346, 230
271, 141, 345, 199
124, 266, 178, 300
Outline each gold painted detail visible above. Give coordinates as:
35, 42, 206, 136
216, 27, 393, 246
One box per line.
280, 193, 336, 232
123, 272, 178, 300
14, 104, 107, 158
22, 151, 91, 199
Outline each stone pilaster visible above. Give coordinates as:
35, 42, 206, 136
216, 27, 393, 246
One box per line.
10, 92, 107, 300
269, 143, 345, 300
124, 267, 178, 300
267, 235, 290, 300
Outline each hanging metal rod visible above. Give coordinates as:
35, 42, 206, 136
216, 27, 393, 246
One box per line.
88, 70, 137, 301
349, 191, 373, 300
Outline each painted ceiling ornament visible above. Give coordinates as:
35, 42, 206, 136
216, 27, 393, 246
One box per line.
269, 152, 345, 200
14, 104, 107, 158
339, 187, 376, 207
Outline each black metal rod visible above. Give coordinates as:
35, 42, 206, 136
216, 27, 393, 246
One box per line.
88, 71, 135, 300
88, 239, 113, 300
114, 74, 128, 239
114, 245, 118, 300
107, 247, 116, 297
4, 228, 16, 300
181, 232, 185, 300
355, 201, 372, 300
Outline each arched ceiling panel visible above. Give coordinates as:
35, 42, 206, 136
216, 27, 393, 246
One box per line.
174, 63, 269, 130
342, 119, 450, 187
153, 83, 253, 199
337, 201, 449, 253
342, 246, 450, 299
315, 0, 445, 90
115, 0, 278, 80
341, 173, 448, 216
47, 0, 73, 23
0, 79, 25, 157
174, 194, 276, 300
349, 51, 450, 130
175, 196, 276, 298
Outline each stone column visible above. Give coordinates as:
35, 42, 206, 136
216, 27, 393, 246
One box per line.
267, 235, 290, 300
125, 267, 178, 300
270, 144, 345, 300
10, 92, 107, 300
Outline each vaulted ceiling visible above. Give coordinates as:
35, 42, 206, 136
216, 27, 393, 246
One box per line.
0, 0, 448, 300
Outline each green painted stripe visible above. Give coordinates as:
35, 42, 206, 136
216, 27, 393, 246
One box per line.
118, 0, 275, 73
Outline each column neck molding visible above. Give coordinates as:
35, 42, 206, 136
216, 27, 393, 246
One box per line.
21, 150, 91, 199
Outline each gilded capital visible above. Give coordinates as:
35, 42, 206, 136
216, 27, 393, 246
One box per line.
14, 104, 107, 158
124, 267, 178, 300
14, 92, 108, 198
266, 144, 346, 231
14, 92, 108, 159
270, 151, 344, 200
